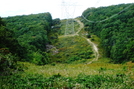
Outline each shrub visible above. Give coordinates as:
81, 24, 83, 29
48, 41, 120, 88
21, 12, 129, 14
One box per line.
0, 73, 133, 88
0, 53, 17, 74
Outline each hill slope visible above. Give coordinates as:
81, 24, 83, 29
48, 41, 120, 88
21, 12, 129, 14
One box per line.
49, 19, 94, 63
82, 3, 134, 63
3, 12, 53, 65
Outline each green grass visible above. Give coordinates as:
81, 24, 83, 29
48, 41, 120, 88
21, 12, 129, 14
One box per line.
49, 36, 94, 63
20, 59, 134, 78
0, 61, 134, 89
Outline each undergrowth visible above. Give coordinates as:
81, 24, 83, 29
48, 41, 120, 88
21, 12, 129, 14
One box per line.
0, 72, 133, 89
50, 36, 93, 63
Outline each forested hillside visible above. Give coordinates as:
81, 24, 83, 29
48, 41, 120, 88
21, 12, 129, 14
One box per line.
82, 3, 134, 63
0, 17, 25, 73
3, 12, 53, 65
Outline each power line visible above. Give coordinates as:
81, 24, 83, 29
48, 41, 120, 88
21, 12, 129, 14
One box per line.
62, 0, 101, 35
82, 3, 134, 23
83, 0, 101, 19
62, 0, 76, 35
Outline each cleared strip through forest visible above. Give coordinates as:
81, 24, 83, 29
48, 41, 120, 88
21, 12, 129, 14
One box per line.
59, 19, 99, 63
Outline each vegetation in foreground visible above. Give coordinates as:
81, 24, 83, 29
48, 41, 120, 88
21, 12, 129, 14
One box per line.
0, 61, 134, 89
0, 3, 134, 89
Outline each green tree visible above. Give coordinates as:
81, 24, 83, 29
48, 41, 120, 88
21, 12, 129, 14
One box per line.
82, 3, 134, 63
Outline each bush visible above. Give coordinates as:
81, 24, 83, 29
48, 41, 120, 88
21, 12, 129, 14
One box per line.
66, 56, 81, 63
0, 73, 133, 88
27, 51, 50, 65
87, 34, 91, 38
0, 53, 18, 75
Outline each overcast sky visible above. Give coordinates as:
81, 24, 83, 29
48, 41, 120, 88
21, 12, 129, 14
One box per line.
0, 0, 133, 19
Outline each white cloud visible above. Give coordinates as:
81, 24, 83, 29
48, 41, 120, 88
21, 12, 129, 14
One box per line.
0, 0, 133, 19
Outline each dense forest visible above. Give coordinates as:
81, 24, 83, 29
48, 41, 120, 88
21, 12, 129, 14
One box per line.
0, 17, 25, 73
82, 3, 134, 63
0, 12, 56, 71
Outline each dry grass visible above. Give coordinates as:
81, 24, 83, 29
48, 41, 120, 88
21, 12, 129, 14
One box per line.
21, 60, 131, 78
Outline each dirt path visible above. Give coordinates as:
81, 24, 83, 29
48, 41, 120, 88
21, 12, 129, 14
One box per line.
74, 19, 84, 34
59, 19, 99, 64
83, 37, 99, 64
74, 19, 99, 64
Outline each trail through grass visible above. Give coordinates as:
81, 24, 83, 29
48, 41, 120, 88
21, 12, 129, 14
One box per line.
57, 19, 99, 64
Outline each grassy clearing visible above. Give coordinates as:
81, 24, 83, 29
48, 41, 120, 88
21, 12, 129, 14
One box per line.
21, 60, 134, 78
50, 36, 94, 63
1, 61, 133, 88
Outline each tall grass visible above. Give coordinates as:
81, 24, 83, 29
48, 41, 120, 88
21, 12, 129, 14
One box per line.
50, 36, 94, 63
0, 55, 133, 89
21, 61, 133, 78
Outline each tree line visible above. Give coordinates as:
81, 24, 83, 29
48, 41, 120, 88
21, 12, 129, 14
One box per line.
0, 12, 56, 73
82, 3, 134, 63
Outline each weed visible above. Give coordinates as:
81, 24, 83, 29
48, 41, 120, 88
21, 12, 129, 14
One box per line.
0, 72, 133, 89
50, 36, 93, 63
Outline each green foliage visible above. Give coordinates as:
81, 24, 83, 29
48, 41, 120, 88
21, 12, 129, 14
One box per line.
0, 53, 17, 74
0, 17, 5, 26
28, 51, 50, 65
0, 20, 25, 57
52, 18, 60, 25
0, 17, 26, 74
49, 18, 61, 44
3, 13, 53, 64
50, 36, 93, 63
67, 56, 82, 63
76, 73, 132, 88
0, 73, 133, 88
82, 3, 134, 63
66, 50, 93, 63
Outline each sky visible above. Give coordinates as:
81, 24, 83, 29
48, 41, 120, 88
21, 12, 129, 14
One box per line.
0, 0, 133, 19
